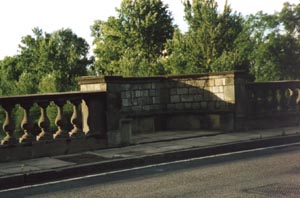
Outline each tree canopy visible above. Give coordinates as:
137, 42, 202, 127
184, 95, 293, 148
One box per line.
0, 28, 91, 95
246, 2, 300, 81
162, 0, 250, 74
91, 0, 174, 76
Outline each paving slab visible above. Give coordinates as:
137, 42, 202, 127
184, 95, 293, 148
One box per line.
25, 157, 76, 169
133, 131, 222, 144
0, 165, 40, 175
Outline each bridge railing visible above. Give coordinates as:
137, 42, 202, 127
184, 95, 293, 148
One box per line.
246, 81, 300, 115
0, 91, 107, 161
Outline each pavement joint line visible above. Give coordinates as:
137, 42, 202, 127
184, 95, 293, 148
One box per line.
135, 132, 224, 145
2, 141, 300, 193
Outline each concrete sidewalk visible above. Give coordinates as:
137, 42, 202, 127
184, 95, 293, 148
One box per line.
1, 126, 300, 189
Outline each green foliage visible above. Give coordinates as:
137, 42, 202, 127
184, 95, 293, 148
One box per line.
0, 56, 19, 95
0, 28, 91, 95
91, 0, 174, 76
18, 28, 90, 92
247, 2, 300, 81
163, 0, 248, 74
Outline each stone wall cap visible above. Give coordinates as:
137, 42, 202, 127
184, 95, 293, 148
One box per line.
247, 80, 300, 88
78, 71, 248, 84
0, 91, 105, 102
78, 76, 107, 85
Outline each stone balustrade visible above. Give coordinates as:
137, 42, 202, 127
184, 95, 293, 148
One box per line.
0, 91, 107, 162
245, 81, 300, 129
246, 81, 300, 114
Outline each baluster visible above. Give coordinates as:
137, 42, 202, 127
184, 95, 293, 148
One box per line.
274, 89, 281, 111
81, 99, 90, 135
286, 88, 294, 111
69, 99, 83, 138
261, 89, 269, 113
36, 101, 51, 141
248, 88, 257, 115
290, 88, 298, 110
53, 100, 68, 139
256, 89, 264, 113
279, 88, 286, 111
264, 89, 272, 112
1, 104, 17, 145
296, 88, 300, 110
19, 103, 34, 143
269, 89, 277, 112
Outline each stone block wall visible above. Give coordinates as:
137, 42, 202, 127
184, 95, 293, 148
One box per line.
116, 74, 236, 114
78, 71, 249, 135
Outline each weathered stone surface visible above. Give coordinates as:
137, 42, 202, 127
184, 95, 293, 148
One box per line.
215, 101, 221, 109
171, 95, 180, 103
207, 80, 215, 87
212, 86, 224, 93
209, 114, 220, 129
142, 90, 149, 97
149, 90, 156, 97
194, 95, 203, 102
184, 103, 192, 109
144, 83, 152, 89
80, 84, 106, 91
135, 90, 142, 97
132, 106, 142, 111
216, 93, 225, 100
204, 91, 212, 100
132, 99, 138, 106
225, 77, 234, 85
177, 88, 188, 95
197, 80, 206, 87
215, 78, 225, 86
153, 97, 160, 104
181, 95, 194, 102
143, 105, 151, 111
192, 102, 201, 109
208, 101, 215, 111
189, 88, 199, 94
120, 119, 132, 145
224, 85, 235, 102
122, 99, 130, 107
167, 104, 176, 110
170, 88, 177, 95
176, 103, 185, 110
201, 101, 208, 110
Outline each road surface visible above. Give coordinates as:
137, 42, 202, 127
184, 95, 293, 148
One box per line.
2, 143, 300, 198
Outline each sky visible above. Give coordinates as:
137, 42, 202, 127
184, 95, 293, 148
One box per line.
0, 0, 299, 59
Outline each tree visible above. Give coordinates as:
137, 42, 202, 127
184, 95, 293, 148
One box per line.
16, 28, 91, 93
0, 28, 91, 95
91, 0, 174, 76
0, 56, 19, 95
163, 0, 249, 74
247, 2, 300, 81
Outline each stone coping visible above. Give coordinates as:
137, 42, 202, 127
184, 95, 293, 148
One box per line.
78, 71, 248, 85
247, 80, 300, 88
0, 91, 105, 101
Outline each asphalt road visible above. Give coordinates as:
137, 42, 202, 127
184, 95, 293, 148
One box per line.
2, 144, 300, 198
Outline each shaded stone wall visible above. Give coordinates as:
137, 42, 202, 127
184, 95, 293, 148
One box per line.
79, 71, 249, 137
117, 74, 235, 114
